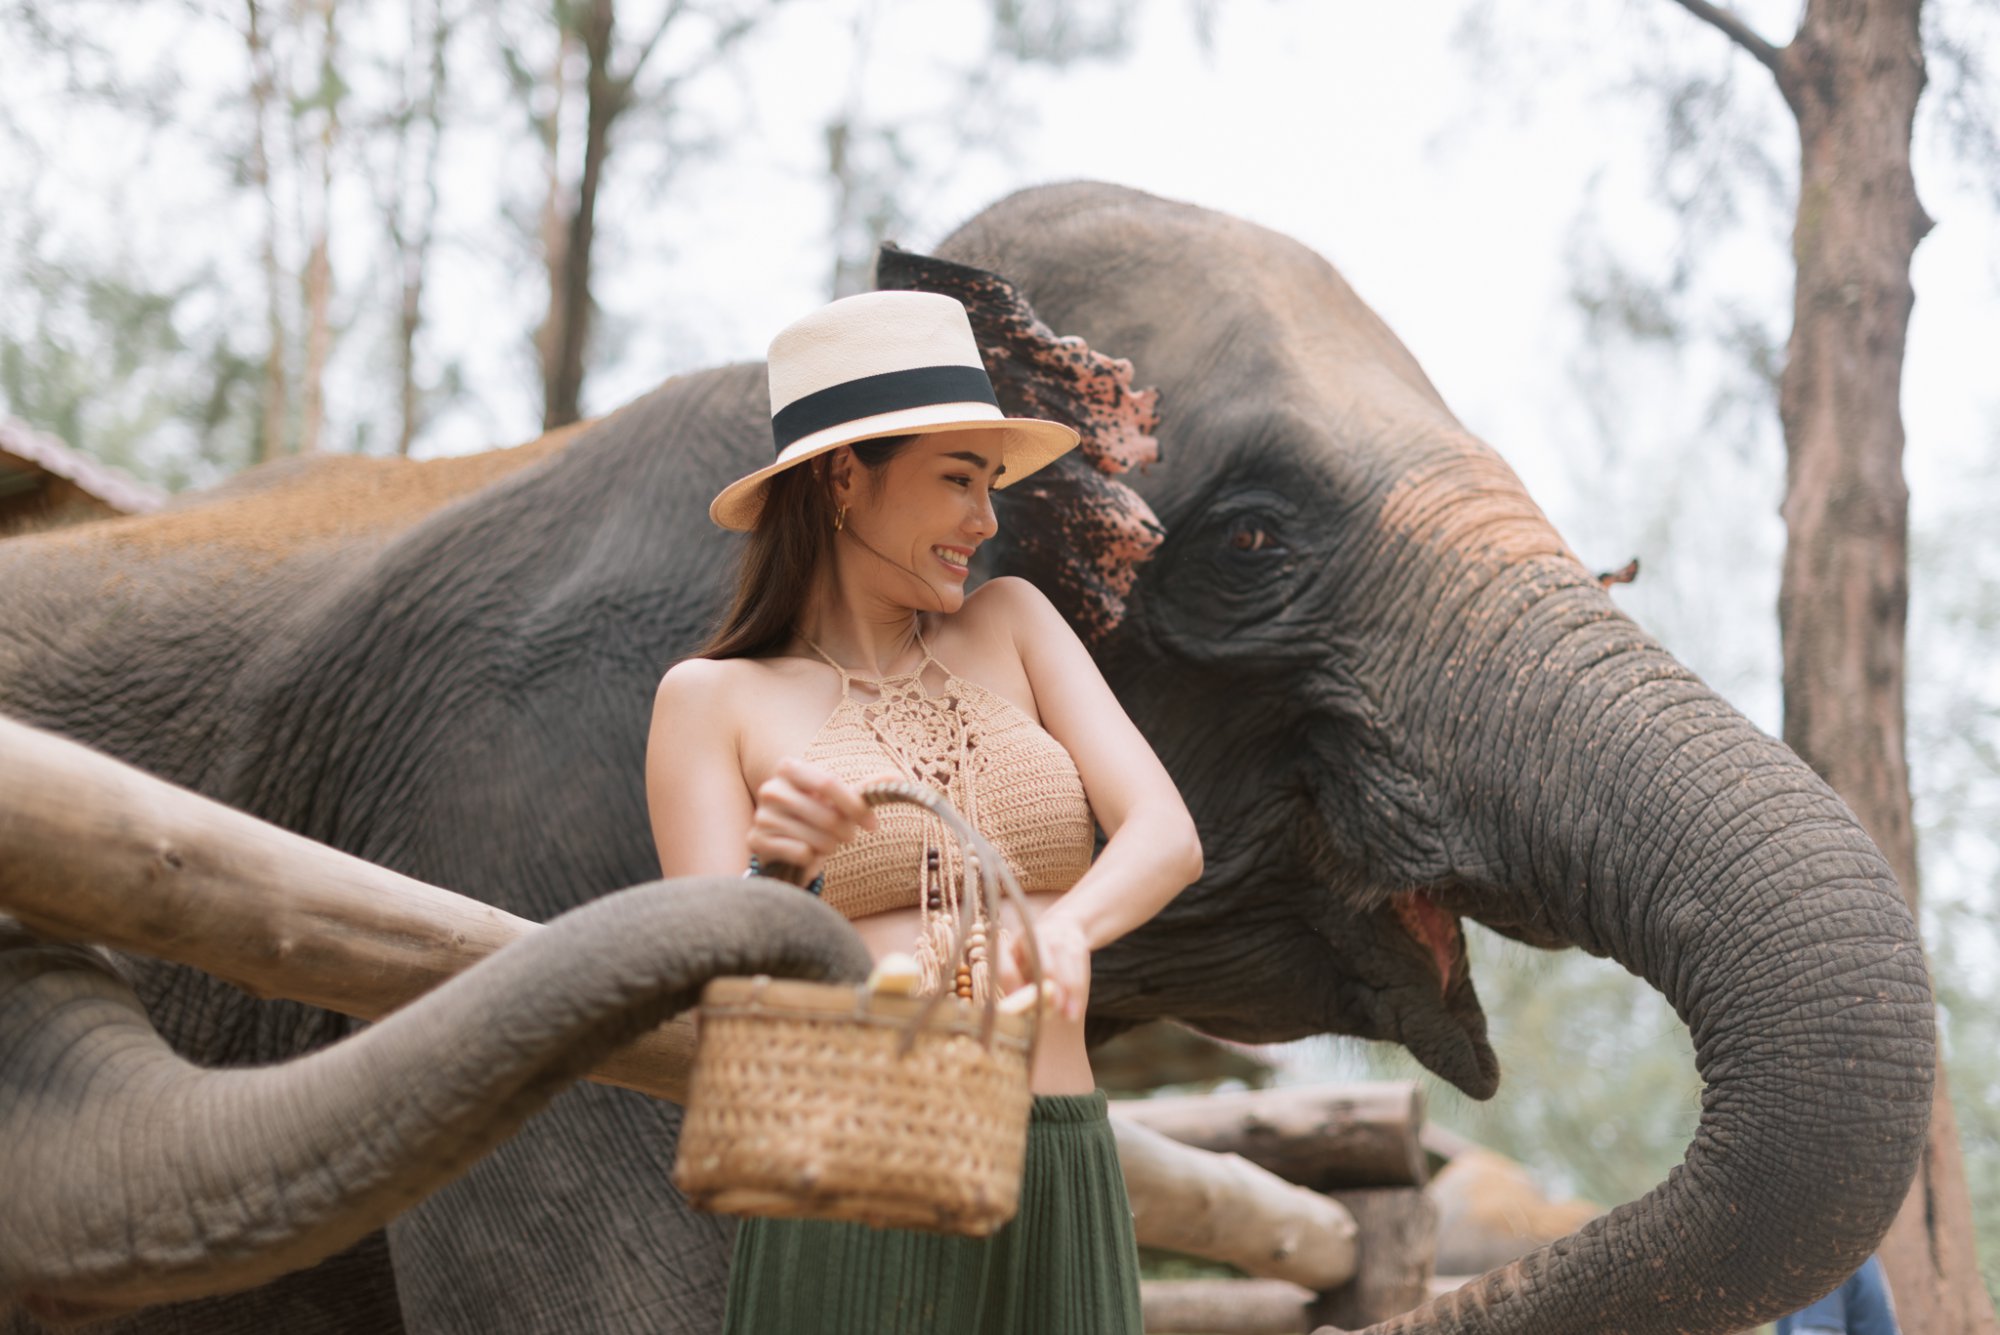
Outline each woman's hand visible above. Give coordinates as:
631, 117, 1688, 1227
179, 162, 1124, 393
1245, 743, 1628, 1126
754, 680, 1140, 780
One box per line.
998, 912, 1091, 1023
747, 758, 877, 884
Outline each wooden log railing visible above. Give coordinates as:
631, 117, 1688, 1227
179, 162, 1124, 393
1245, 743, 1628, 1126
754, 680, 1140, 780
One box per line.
1309, 1188, 1439, 1331
1114, 1115, 1356, 1289
1115, 1081, 1430, 1190
1140, 1278, 1316, 1334
1120, 1091, 1438, 1332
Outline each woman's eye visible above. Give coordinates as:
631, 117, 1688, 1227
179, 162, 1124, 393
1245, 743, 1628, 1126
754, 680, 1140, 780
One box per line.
946, 475, 973, 488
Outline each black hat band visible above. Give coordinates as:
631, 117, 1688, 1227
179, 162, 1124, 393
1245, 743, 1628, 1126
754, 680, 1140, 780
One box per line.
771, 364, 999, 454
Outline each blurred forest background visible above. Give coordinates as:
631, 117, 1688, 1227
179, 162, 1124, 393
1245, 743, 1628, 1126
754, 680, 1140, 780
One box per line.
3, 0, 1997, 1313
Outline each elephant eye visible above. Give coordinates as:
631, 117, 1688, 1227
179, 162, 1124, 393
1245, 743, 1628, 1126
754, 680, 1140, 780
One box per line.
1228, 523, 1285, 555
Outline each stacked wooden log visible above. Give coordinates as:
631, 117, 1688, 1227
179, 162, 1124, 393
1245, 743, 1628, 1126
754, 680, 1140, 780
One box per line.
1119, 1082, 1438, 1334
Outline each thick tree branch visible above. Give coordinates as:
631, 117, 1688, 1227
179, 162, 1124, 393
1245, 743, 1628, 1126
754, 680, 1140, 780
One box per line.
1665, 0, 1785, 78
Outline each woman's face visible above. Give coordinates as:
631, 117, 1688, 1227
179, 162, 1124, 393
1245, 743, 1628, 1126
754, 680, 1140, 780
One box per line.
835, 434, 1004, 612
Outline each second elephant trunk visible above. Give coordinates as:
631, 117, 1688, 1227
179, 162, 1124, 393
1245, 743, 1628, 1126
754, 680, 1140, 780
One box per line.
0, 878, 871, 1322
1367, 565, 1934, 1334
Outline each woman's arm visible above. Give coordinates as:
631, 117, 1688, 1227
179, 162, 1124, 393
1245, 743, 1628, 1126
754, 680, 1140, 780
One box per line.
985, 577, 1204, 1000
647, 658, 876, 883
647, 658, 757, 879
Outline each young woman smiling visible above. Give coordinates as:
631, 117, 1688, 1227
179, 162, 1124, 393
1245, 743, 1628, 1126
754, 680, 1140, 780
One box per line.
647, 290, 1201, 1335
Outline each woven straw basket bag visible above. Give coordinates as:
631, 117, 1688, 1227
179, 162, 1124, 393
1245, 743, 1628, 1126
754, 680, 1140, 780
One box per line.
673, 780, 1045, 1237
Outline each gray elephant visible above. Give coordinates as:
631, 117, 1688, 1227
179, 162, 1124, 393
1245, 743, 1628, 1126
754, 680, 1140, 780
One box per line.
0, 182, 1933, 1335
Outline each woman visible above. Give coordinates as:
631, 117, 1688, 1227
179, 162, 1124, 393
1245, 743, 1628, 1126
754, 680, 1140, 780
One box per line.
647, 289, 1202, 1334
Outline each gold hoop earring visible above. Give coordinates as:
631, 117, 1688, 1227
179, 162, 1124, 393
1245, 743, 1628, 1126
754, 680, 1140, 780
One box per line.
833, 503, 847, 532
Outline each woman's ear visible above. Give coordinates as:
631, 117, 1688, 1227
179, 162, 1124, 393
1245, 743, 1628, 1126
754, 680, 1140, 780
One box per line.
823, 448, 856, 505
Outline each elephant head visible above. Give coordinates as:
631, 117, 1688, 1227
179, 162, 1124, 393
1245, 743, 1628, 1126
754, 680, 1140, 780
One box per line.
885, 184, 1934, 1333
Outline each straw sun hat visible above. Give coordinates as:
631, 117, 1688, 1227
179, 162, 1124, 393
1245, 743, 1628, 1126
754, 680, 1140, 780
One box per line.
707, 290, 1080, 531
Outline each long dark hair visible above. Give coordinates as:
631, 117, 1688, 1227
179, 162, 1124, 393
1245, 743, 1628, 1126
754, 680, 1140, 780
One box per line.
694, 435, 916, 660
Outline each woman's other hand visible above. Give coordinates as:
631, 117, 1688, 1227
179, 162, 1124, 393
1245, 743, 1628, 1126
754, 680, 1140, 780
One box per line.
999, 913, 1090, 1023
748, 757, 877, 884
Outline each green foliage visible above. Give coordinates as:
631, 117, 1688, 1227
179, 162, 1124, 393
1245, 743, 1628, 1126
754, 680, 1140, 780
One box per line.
1434, 933, 1700, 1210
0, 219, 260, 490
1921, 0, 2000, 212
1136, 1246, 1240, 1281
820, 0, 1182, 298
987, 0, 1137, 68
1302, 928, 1699, 1211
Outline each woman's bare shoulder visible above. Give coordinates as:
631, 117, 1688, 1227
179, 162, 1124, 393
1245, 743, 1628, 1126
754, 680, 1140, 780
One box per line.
959, 577, 1073, 654
655, 653, 807, 713
656, 654, 731, 703
959, 575, 1059, 636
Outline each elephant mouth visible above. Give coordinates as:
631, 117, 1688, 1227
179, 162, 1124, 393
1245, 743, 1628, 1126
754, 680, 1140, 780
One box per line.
1374, 888, 1498, 1100
1091, 879, 1498, 1099
1390, 890, 1462, 997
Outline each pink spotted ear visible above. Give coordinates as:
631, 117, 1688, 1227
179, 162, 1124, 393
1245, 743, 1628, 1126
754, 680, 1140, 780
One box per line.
875, 244, 1164, 645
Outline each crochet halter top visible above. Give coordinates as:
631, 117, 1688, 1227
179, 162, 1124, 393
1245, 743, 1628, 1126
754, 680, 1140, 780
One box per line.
798, 628, 1096, 933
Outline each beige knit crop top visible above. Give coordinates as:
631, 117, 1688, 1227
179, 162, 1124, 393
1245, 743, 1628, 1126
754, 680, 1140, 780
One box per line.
798, 629, 1096, 921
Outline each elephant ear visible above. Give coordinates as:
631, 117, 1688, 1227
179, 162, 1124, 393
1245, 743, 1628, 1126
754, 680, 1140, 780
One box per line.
875, 243, 1164, 644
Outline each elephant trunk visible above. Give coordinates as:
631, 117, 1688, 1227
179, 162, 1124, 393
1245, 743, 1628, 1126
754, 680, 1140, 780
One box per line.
0, 879, 871, 1322
1364, 557, 1934, 1332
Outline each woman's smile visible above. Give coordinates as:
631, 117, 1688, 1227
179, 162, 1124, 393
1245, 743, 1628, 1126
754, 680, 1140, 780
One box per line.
932, 544, 973, 578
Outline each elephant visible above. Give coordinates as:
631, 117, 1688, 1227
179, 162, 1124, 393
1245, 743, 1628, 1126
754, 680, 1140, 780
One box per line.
0, 181, 1934, 1334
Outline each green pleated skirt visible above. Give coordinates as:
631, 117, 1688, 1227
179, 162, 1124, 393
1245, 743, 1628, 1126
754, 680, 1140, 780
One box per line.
719, 1090, 1142, 1335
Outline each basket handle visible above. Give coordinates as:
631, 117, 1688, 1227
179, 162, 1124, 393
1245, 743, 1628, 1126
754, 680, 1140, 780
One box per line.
759, 781, 1044, 1057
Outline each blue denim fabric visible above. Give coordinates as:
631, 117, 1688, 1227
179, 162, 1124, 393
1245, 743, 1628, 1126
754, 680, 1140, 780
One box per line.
1774, 1255, 1900, 1335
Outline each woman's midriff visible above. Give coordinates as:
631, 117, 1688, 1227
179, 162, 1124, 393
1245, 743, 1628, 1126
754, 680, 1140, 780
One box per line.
849, 889, 1095, 1096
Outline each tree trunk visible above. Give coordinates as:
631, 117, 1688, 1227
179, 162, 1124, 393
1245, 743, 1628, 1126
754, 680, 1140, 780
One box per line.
1664, 0, 1992, 1323
2, 715, 1365, 1290
541, 0, 617, 430
392, 0, 449, 457
535, 22, 572, 433
297, 0, 337, 456
244, 0, 288, 464
1770, 3, 1994, 1330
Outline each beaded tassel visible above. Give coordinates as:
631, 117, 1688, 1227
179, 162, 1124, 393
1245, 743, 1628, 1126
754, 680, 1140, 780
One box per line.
963, 858, 993, 1007
912, 840, 996, 1003
914, 845, 959, 999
